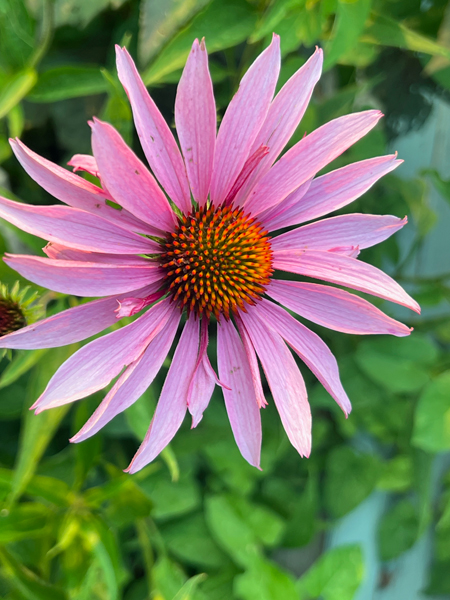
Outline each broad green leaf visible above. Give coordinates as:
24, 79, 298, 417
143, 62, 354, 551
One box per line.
0, 69, 37, 119
205, 494, 260, 567
161, 512, 228, 569
0, 546, 68, 600
297, 544, 364, 600
54, 0, 128, 28
249, 0, 304, 44
0, 502, 48, 543
324, 0, 372, 70
0, 349, 47, 390
172, 574, 207, 600
425, 560, 450, 596
139, 0, 211, 65
0, 468, 71, 505
138, 471, 201, 521
8, 345, 75, 504
152, 556, 187, 600
361, 13, 450, 59
378, 500, 420, 561
142, 0, 257, 85
324, 446, 381, 518
355, 337, 431, 394
229, 495, 285, 547
0, 0, 35, 71
235, 556, 298, 600
412, 371, 450, 453
27, 66, 108, 102
377, 455, 413, 492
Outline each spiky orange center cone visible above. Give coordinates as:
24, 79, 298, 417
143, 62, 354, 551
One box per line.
159, 204, 273, 319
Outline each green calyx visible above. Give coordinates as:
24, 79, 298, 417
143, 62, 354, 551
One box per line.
0, 281, 43, 339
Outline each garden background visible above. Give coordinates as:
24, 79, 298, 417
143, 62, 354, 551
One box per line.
1, 0, 450, 598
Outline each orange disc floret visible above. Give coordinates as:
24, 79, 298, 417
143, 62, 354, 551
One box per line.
159, 204, 273, 320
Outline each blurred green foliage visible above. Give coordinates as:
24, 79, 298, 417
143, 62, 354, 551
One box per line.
1, 0, 450, 598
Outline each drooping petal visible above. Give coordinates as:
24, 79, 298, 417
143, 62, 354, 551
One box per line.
10, 138, 155, 235
271, 214, 407, 252
256, 299, 351, 415
0, 283, 161, 350
71, 308, 181, 443
240, 309, 311, 457
244, 110, 383, 216
187, 319, 215, 427
4, 254, 163, 297
126, 315, 200, 473
235, 316, 266, 408
175, 38, 216, 206
217, 318, 262, 468
0, 195, 158, 254
115, 46, 191, 213
273, 249, 420, 313
32, 298, 174, 412
209, 34, 281, 205
44, 243, 153, 264
267, 279, 411, 337
67, 154, 100, 178
234, 48, 323, 206
266, 154, 402, 230
91, 118, 175, 231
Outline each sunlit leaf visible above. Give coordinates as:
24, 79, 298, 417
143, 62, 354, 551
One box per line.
0, 69, 37, 120
27, 66, 108, 102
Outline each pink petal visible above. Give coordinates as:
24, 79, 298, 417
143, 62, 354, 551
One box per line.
10, 138, 156, 236
273, 249, 420, 313
67, 154, 100, 178
91, 118, 175, 231
4, 254, 163, 297
267, 279, 412, 337
217, 319, 262, 468
187, 319, 215, 427
32, 298, 174, 412
240, 309, 311, 457
271, 214, 407, 252
0, 283, 160, 350
175, 38, 216, 207
267, 154, 402, 230
258, 178, 312, 231
245, 110, 383, 216
126, 315, 200, 473
256, 299, 351, 414
114, 290, 163, 318
223, 145, 269, 207
44, 243, 153, 264
209, 34, 281, 205
0, 195, 158, 254
234, 48, 323, 206
71, 308, 181, 442
115, 46, 191, 214
235, 316, 266, 408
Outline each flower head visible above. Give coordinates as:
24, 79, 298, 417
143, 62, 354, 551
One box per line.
0, 35, 419, 472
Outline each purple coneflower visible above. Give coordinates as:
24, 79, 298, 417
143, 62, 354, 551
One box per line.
0, 35, 419, 472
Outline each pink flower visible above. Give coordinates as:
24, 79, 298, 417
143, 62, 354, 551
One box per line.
0, 36, 419, 472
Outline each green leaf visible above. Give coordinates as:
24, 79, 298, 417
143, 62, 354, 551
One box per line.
205, 494, 260, 568
27, 66, 109, 102
0, 349, 48, 390
152, 556, 187, 600
235, 557, 298, 600
297, 544, 364, 600
0, 69, 37, 119
172, 574, 207, 600
0, 503, 48, 543
0, 468, 71, 506
412, 371, 450, 453
324, 0, 372, 70
355, 337, 431, 394
0, 0, 35, 71
138, 470, 201, 521
378, 500, 420, 561
324, 446, 381, 518
8, 346, 75, 504
142, 0, 257, 85
0, 546, 68, 600
161, 512, 228, 569
423, 168, 450, 206
139, 0, 211, 65
249, 0, 302, 44
54, 0, 128, 28
377, 455, 413, 493
361, 13, 450, 59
